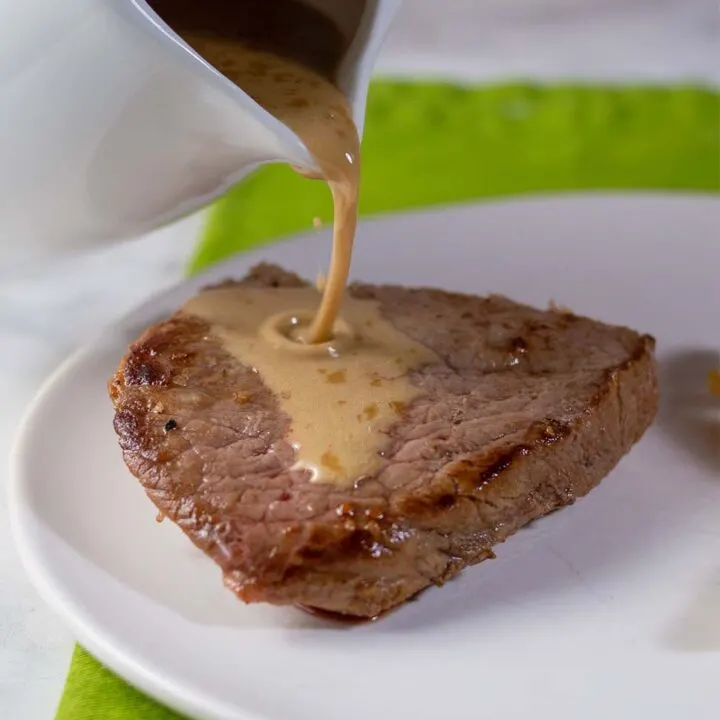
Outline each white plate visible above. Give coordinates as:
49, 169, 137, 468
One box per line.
10, 195, 720, 720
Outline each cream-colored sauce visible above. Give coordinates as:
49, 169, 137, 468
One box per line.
174, 34, 435, 485
181, 34, 359, 343
183, 287, 438, 485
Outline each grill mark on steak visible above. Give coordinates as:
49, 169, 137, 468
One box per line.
109, 263, 659, 617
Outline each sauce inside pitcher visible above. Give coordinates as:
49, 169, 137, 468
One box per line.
147, 0, 359, 80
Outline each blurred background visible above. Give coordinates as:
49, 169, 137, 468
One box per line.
381, 0, 719, 81
191, 0, 718, 270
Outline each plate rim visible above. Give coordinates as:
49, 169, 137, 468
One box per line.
7, 341, 258, 720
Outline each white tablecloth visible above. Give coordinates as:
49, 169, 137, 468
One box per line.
1, 1, 717, 717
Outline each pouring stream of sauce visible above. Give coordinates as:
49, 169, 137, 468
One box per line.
182, 34, 359, 343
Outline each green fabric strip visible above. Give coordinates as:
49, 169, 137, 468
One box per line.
56, 647, 186, 719
57, 82, 718, 720
190, 83, 719, 271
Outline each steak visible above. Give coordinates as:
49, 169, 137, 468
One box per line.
109, 264, 658, 617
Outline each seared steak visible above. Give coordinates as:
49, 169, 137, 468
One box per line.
109, 264, 658, 617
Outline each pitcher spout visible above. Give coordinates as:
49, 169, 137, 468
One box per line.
0, 0, 400, 269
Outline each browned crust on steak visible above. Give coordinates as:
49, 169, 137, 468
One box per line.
109, 264, 658, 617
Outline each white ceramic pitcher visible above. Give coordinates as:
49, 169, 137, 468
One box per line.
0, 0, 400, 268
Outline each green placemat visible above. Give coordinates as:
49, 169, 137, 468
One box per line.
191, 83, 718, 271
57, 82, 718, 720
